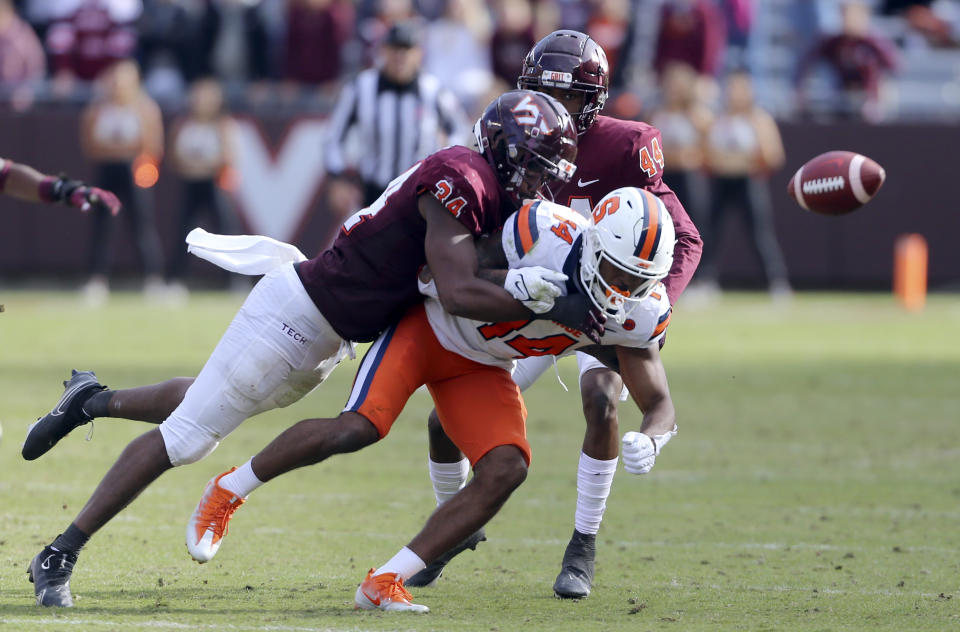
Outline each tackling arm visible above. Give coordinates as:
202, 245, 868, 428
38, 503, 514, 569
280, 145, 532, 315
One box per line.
422, 194, 605, 341
421, 194, 539, 322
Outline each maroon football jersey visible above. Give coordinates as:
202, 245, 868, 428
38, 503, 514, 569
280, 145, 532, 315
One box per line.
544, 115, 703, 302
298, 145, 511, 342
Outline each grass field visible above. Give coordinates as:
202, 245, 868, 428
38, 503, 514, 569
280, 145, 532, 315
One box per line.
0, 291, 958, 631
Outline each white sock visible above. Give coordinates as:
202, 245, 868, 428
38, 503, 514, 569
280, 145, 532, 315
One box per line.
428, 457, 469, 506
573, 452, 618, 535
218, 459, 263, 498
375, 546, 426, 581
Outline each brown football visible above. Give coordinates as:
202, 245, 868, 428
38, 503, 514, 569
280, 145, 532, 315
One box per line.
787, 150, 886, 215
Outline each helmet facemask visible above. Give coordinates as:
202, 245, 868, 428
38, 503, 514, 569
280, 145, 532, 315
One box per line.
517, 30, 610, 134
518, 73, 607, 134
578, 188, 675, 324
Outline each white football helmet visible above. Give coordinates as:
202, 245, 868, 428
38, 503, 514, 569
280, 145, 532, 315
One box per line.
579, 187, 675, 324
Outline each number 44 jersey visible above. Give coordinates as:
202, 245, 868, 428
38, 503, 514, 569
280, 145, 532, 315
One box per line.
422, 199, 673, 370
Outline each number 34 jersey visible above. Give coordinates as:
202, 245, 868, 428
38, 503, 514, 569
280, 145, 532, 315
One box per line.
423, 200, 673, 370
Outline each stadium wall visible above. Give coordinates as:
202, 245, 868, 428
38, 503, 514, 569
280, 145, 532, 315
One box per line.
0, 110, 956, 290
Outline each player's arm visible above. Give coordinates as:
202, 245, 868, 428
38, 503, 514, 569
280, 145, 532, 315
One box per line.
421, 194, 603, 340
638, 131, 703, 302
0, 158, 121, 215
617, 343, 678, 475
421, 193, 545, 321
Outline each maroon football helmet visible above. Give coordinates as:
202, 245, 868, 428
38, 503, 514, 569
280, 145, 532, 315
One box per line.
517, 30, 609, 133
474, 89, 578, 208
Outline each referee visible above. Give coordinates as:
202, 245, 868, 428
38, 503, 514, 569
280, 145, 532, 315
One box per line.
323, 21, 470, 211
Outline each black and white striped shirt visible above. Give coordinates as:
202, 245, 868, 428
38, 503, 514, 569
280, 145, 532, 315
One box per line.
324, 68, 470, 190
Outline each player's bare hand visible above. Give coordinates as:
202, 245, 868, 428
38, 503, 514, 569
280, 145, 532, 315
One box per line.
504, 267, 567, 314
542, 293, 606, 344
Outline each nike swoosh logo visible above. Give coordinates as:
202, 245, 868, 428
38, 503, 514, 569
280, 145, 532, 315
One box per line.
362, 587, 381, 606
41, 555, 53, 570
51, 380, 89, 416
577, 178, 599, 187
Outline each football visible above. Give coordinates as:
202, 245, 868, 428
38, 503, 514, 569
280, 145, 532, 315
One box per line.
787, 150, 886, 215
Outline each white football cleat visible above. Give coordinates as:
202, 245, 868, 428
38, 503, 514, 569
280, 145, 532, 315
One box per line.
354, 569, 429, 613
186, 468, 245, 563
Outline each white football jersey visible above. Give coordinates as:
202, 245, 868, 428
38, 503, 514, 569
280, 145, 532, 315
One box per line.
423, 200, 672, 369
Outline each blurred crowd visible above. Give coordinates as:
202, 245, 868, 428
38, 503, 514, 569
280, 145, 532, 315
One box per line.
0, 0, 958, 120
2, 0, 958, 299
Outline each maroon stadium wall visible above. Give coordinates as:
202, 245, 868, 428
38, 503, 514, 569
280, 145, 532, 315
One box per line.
1, 110, 957, 290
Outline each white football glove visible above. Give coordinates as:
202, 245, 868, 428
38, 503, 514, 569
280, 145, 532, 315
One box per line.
504, 267, 567, 314
622, 425, 678, 475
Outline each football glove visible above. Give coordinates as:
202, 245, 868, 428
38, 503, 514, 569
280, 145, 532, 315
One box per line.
504, 267, 567, 314
622, 425, 677, 475
51, 177, 121, 215
541, 292, 606, 344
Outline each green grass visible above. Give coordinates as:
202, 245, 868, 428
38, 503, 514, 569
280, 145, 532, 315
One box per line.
1, 291, 958, 631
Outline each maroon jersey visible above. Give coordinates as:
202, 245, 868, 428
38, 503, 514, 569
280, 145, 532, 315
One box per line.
298, 145, 511, 342
545, 115, 703, 303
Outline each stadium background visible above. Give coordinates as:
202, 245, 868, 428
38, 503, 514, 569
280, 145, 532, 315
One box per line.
0, 0, 958, 291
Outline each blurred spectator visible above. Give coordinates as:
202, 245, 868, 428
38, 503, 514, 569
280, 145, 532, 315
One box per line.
167, 77, 240, 294
422, 0, 492, 114
586, 0, 630, 72
199, 0, 271, 84
489, 0, 535, 87
355, 0, 416, 64
796, 1, 899, 122
80, 60, 165, 303
323, 21, 469, 218
882, 0, 958, 47
45, 0, 141, 91
137, 0, 196, 102
717, 0, 753, 70
647, 62, 712, 230
695, 69, 789, 300
0, 0, 45, 84
653, 0, 726, 79
284, 0, 354, 86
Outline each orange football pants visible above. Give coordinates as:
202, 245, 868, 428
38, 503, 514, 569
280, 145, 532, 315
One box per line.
343, 304, 530, 466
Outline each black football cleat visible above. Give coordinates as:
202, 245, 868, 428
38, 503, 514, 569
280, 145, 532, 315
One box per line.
552, 529, 596, 599
28, 546, 77, 607
405, 528, 487, 588
22, 370, 107, 461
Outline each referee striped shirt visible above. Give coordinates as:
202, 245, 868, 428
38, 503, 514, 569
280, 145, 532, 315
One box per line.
324, 68, 469, 191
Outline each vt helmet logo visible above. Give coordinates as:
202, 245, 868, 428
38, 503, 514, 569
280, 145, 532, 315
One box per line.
510, 94, 554, 136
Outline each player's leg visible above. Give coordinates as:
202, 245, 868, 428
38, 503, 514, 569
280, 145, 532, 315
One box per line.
187, 307, 433, 562
28, 263, 343, 607
552, 353, 624, 599
22, 373, 195, 460
408, 353, 556, 587
358, 360, 530, 612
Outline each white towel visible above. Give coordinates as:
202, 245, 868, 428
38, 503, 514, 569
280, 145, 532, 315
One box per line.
186, 227, 307, 275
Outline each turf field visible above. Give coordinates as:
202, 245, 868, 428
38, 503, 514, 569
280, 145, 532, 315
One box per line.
0, 291, 958, 631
